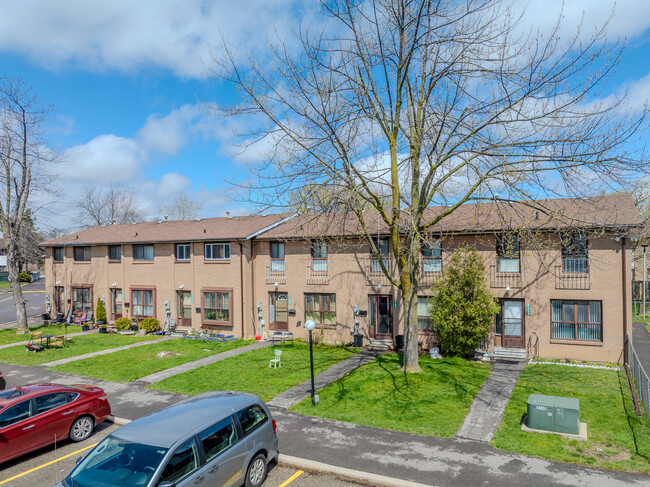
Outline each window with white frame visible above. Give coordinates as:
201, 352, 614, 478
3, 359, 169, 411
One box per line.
270, 242, 285, 272
205, 243, 230, 261
311, 241, 327, 272
176, 243, 191, 261
496, 233, 520, 273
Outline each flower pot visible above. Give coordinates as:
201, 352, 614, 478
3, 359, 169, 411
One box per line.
81, 325, 89, 332
99, 327, 107, 334
132, 325, 139, 332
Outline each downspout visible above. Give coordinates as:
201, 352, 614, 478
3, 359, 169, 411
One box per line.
250, 239, 256, 335
239, 241, 245, 338
622, 237, 628, 364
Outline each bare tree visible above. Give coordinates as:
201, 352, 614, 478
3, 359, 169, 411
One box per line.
0, 77, 55, 334
209, 0, 647, 371
77, 183, 144, 227
158, 193, 201, 221
14, 208, 43, 273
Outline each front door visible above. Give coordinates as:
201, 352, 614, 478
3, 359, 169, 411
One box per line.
269, 292, 288, 331
177, 291, 192, 327
369, 295, 392, 339
495, 299, 525, 348
110, 288, 123, 320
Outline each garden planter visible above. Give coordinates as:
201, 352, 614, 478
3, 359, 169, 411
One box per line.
81, 325, 89, 332
132, 325, 139, 332
99, 327, 107, 334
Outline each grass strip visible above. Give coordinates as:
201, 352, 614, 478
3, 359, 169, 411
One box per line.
0, 333, 156, 366
149, 341, 359, 401
290, 354, 491, 438
491, 364, 650, 473
51, 338, 252, 382
0, 324, 83, 345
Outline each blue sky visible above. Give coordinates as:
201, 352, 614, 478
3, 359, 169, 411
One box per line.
0, 0, 648, 232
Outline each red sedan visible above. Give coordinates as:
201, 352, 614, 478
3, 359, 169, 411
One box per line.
0, 383, 111, 464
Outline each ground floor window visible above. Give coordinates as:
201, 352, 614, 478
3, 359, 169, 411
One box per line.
132, 289, 154, 318
111, 288, 123, 318
202, 289, 232, 324
305, 293, 336, 326
72, 287, 92, 313
551, 300, 602, 341
417, 297, 433, 330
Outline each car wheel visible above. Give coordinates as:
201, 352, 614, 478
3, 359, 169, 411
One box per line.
69, 416, 94, 442
245, 453, 267, 487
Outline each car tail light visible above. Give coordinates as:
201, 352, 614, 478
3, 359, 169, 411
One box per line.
98, 395, 108, 401
272, 419, 277, 435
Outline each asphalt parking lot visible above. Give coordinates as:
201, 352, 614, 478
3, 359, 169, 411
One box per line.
0, 423, 373, 487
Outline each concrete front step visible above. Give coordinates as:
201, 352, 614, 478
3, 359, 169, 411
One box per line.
170, 326, 192, 337
493, 347, 527, 360
367, 338, 393, 351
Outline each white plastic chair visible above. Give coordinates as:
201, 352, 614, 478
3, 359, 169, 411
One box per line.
269, 349, 282, 368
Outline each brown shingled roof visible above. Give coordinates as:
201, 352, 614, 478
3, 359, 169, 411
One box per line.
41, 213, 294, 247
259, 194, 642, 239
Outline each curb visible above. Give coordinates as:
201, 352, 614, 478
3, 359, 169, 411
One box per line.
278, 454, 435, 487
107, 415, 132, 426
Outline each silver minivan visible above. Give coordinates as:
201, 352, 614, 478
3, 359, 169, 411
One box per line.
54, 391, 279, 487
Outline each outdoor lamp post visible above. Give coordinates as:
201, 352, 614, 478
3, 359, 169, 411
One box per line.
305, 319, 317, 405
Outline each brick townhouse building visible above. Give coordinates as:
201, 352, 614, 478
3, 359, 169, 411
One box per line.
41, 194, 642, 363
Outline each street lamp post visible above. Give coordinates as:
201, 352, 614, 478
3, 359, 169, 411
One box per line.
305, 319, 317, 405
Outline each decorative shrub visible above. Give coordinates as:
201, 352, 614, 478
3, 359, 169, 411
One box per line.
18, 272, 32, 283
139, 318, 160, 333
114, 317, 133, 331
95, 298, 107, 322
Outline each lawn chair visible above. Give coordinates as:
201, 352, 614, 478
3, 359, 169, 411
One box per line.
269, 349, 282, 368
84, 311, 93, 323
75, 313, 87, 326
26, 332, 44, 352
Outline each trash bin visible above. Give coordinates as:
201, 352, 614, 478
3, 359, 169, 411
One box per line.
353, 334, 363, 348
395, 334, 404, 351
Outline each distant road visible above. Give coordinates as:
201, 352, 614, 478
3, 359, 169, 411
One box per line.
0, 279, 46, 327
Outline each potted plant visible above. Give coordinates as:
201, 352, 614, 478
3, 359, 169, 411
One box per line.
95, 298, 107, 326
99, 324, 107, 334
81, 322, 90, 332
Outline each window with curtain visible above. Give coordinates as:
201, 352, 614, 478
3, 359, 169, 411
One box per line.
551, 300, 601, 341
421, 240, 442, 273
311, 241, 328, 272
53, 247, 64, 261
73, 287, 92, 313
496, 233, 520, 273
132, 289, 154, 317
73, 246, 91, 262
305, 294, 336, 325
203, 291, 231, 323
371, 238, 389, 272
205, 243, 230, 260
561, 232, 588, 273
417, 297, 433, 330
270, 242, 285, 271
133, 244, 154, 261
108, 245, 121, 261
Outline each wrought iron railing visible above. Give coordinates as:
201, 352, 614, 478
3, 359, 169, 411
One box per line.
265, 260, 286, 284
554, 264, 590, 290
489, 264, 522, 288
627, 336, 650, 423
306, 258, 329, 284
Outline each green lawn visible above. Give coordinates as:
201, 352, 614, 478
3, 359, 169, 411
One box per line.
491, 364, 650, 473
51, 338, 252, 382
0, 333, 156, 366
149, 341, 359, 401
290, 354, 491, 438
0, 324, 83, 345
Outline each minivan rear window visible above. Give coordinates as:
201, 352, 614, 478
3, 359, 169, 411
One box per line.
237, 405, 268, 436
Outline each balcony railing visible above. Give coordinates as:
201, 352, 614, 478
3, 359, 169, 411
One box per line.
420, 258, 442, 286
555, 263, 590, 290
365, 257, 394, 287
489, 264, 522, 289
265, 259, 286, 284
306, 258, 329, 285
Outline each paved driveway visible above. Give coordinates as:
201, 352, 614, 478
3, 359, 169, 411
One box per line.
632, 322, 650, 374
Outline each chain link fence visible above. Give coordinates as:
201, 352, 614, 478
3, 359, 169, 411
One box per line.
627, 336, 650, 423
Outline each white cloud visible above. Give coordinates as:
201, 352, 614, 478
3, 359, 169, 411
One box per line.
137, 105, 203, 155
156, 173, 192, 198
0, 0, 314, 77
61, 134, 146, 182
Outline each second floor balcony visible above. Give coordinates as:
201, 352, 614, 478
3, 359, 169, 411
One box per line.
306, 258, 329, 285
490, 262, 522, 289
265, 259, 286, 285
555, 258, 590, 290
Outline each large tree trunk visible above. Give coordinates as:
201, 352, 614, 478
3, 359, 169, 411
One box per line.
7, 240, 29, 334
401, 235, 422, 372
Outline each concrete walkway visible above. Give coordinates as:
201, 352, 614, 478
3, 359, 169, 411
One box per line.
41, 335, 175, 367
268, 349, 383, 409
632, 321, 650, 375
135, 340, 273, 384
456, 359, 526, 442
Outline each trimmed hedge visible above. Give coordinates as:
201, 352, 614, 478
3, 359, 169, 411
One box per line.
114, 317, 133, 331
139, 318, 160, 333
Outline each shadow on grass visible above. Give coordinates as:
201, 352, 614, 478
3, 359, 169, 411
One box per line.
617, 367, 650, 463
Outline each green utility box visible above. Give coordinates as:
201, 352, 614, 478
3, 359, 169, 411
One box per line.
527, 394, 580, 435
